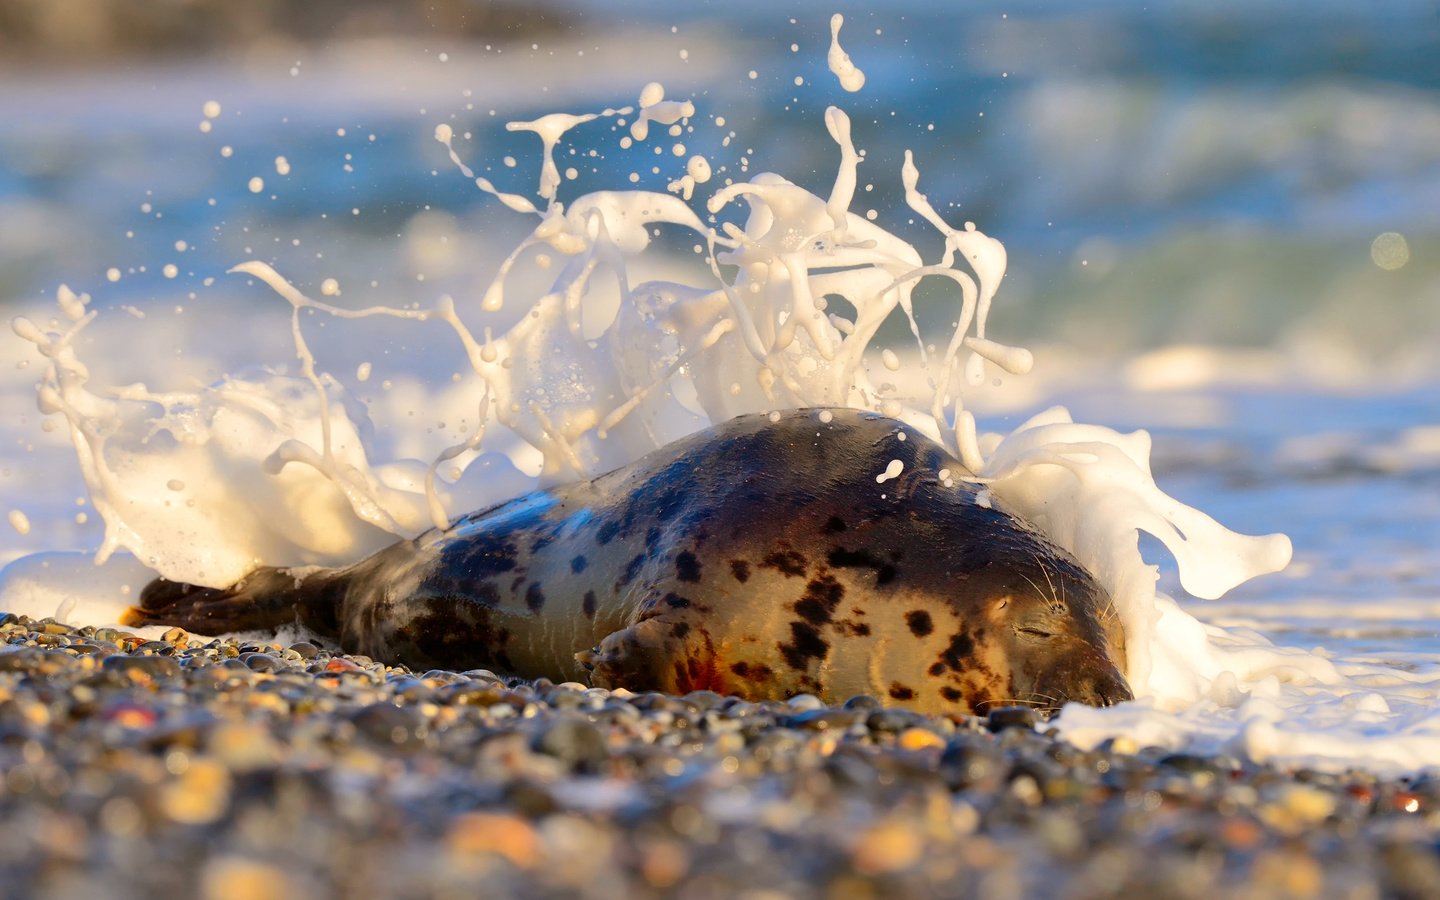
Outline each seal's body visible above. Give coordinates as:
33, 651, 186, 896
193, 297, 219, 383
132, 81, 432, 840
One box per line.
129, 409, 1131, 714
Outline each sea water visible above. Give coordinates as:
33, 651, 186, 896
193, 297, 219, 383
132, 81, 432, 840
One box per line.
2, 8, 1438, 775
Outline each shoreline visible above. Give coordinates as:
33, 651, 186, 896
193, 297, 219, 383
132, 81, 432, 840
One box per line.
2, 612, 1437, 898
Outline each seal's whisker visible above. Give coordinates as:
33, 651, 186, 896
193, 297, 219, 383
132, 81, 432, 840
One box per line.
1015, 569, 1049, 607
1027, 545, 1066, 614
1022, 692, 1066, 716
974, 696, 1045, 710
1037, 550, 1059, 602
1099, 599, 1122, 631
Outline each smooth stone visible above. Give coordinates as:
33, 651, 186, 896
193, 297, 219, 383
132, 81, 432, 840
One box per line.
986, 706, 1040, 732
350, 702, 428, 750
241, 652, 286, 673
786, 694, 825, 712
531, 716, 611, 769
102, 654, 182, 679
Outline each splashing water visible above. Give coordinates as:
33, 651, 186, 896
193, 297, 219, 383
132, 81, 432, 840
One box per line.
9, 67, 1440, 775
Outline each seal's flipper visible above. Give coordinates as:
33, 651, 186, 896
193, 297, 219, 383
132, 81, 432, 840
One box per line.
123, 567, 342, 637
579, 612, 781, 698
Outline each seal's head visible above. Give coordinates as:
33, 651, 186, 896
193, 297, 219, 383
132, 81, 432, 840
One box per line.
969, 554, 1131, 713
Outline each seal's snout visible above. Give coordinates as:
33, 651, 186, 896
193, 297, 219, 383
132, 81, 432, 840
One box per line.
1079, 668, 1133, 708
1034, 649, 1133, 711
1059, 652, 1133, 708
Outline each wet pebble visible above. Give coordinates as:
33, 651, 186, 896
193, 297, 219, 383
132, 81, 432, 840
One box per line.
532, 716, 611, 769
986, 705, 1040, 732
350, 702, 428, 749
103, 653, 182, 680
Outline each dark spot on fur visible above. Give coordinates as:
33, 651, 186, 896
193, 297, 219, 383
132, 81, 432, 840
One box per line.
510, 575, 526, 594
675, 550, 702, 583
940, 629, 977, 673
847, 622, 872, 637
730, 560, 751, 583
794, 599, 828, 625
673, 622, 690, 638
664, 593, 691, 609
531, 533, 554, 554
779, 621, 829, 671
828, 546, 877, 569
928, 662, 945, 677
827, 546, 898, 586
525, 582, 546, 613
905, 610, 934, 637
571, 555, 588, 574
940, 686, 963, 703
792, 574, 845, 625
596, 519, 621, 546
822, 516, 847, 534
617, 554, 645, 590
582, 590, 597, 619
889, 683, 915, 701
762, 549, 807, 578
401, 595, 513, 672
443, 532, 519, 581
730, 661, 775, 684
618, 466, 692, 542
810, 574, 845, 606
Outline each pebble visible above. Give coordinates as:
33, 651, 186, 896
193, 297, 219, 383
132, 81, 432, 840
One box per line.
446, 812, 541, 868
986, 705, 1040, 732
350, 702, 428, 749
206, 720, 283, 771
898, 727, 946, 752
0, 608, 1437, 898
159, 757, 232, 824
200, 856, 294, 900
532, 716, 610, 769
103, 653, 182, 680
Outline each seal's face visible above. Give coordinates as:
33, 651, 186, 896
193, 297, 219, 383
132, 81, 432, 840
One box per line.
977, 560, 1131, 713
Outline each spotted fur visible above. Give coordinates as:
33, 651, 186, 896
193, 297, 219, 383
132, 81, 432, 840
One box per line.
127, 408, 1131, 715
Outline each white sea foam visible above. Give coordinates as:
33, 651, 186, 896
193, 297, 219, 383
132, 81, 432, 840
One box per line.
4, 47, 1438, 776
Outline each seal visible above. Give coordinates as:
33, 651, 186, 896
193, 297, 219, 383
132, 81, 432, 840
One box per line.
126, 408, 1131, 715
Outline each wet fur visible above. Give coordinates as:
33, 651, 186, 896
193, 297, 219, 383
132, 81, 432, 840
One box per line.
129, 408, 1131, 714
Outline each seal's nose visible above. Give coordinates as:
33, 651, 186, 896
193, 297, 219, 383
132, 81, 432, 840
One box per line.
1078, 668, 1133, 707
1037, 645, 1134, 710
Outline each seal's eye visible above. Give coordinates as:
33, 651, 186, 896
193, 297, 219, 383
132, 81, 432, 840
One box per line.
1017, 625, 1055, 640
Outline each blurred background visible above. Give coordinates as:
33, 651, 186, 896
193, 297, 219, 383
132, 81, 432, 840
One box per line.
2, 0, 1437, 385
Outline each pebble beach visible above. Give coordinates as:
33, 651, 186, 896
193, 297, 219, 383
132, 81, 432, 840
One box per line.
3, 613, 1437, 900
